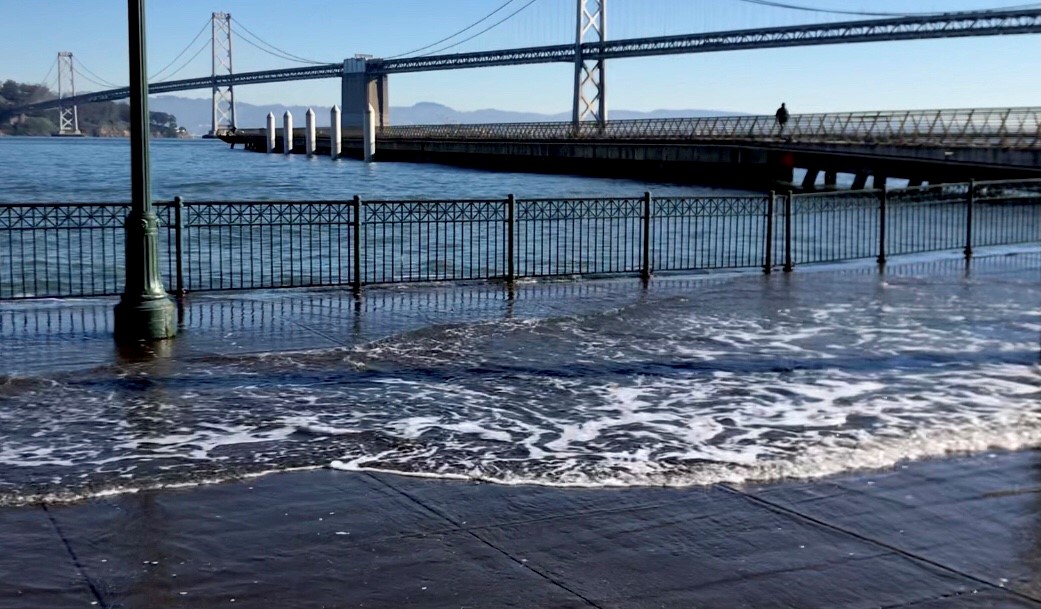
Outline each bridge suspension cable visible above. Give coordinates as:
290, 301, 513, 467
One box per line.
415, 0, 543, 57
729, 0, 1039, 18
74, 57, 122, 89
153, 40, 210, 83
150, 18, 211, 81
230, 16, 331, 65
37, 57, 58, 90
387, 0, 526, 59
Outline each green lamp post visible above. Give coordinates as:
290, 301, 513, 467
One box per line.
114, 0, 176, 341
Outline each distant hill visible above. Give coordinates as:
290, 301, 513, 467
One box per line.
149, 96, 747, 135
0, 80, 186, 137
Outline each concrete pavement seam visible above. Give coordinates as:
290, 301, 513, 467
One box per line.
719, 483, 1041, 606
289, 320, 351, 348
877, 588, 1041, 609
41, 504, 108, 609
368, 495, 711, 540
364, 473, 605, 609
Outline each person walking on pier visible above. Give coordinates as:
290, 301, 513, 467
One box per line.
775, 103, 790, 135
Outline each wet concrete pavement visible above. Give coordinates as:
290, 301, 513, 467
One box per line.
5, 451, 1041, 608
3, 253, 1041, 608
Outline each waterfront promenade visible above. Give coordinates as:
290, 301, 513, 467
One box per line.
3, 250, 1039, 608
6, 449, 1040, 608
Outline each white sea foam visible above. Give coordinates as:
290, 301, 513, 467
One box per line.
301, 360, 1039, 488
2, 256, 1039, 504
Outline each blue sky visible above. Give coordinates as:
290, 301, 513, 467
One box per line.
0, 0, 1037, 117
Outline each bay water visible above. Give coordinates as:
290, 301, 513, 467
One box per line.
0, 136, 723, 203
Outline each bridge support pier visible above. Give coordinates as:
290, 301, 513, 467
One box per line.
342, 58, 389, 158
851, 173, 869, 190
908, 178, 924, 188
824, 171, 837, 188
872, 174, 888, 190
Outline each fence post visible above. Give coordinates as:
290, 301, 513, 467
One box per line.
352, 195, 362, 291
877, 186, 887, 265
783, 191, 794, 272
641, 191, 652, 280
174, 196, 185, 296
764, 191, 775, 274
506, 194, 515, 283
964, 179, 975, 259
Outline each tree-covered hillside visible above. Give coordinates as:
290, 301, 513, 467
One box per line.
0, 79, 185, 137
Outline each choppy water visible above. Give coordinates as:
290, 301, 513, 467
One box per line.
0, 137, 730, 202
1, 253, 1038, 506
1, 137, 1039, 506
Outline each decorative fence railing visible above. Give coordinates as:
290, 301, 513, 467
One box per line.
379, 107, 1041, 149
1, 179, 1039, 300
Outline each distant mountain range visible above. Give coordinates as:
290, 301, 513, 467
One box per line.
149, 96, 746, 135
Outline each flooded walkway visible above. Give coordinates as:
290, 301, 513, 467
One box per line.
2, 249, 1040, 607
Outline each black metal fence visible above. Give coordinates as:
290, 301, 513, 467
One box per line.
1, 179, 1038, 300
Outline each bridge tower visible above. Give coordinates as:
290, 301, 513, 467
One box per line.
56, 52, 81, 136
209, 11, 236, 136
573, 0, 606, 133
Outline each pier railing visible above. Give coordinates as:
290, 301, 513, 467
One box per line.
1, 179, 1038, 299
379, 107, 1041, 148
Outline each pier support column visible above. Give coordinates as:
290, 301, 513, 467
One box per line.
330, 105, 341, 159
872, 174, 888, 190
773, 151, 795, 184
824, 170, 837, 188
114, 0, 176, 342
801, 168, 820, 190
851, 173, 869, 190
265, 112, 275, 153
305, 108, 316, 156
341, 58, 389, 135
363, 104, 375, 162
283, 111, 293, 155
374, 73, 389, 128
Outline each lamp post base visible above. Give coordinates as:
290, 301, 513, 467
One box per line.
114, 295, 177, 342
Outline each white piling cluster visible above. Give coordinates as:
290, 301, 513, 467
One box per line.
265, 105, 365, 162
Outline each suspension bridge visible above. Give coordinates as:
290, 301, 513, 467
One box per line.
6, 1, 1041, 189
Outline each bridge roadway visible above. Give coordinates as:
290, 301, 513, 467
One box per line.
222, 107, 1041, 191
7, 7, 1041, 114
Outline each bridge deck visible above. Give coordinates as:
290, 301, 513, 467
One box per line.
6, 8, 1040, 113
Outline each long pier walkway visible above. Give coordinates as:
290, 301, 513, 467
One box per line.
223, 107, 1041, 190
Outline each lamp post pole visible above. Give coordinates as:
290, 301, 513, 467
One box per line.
114, 0, 176, 341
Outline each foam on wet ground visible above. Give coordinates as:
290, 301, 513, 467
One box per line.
1, 252, 1038, 505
